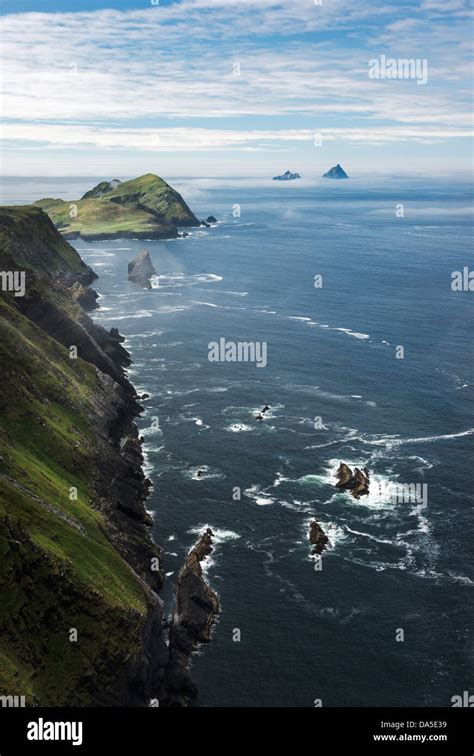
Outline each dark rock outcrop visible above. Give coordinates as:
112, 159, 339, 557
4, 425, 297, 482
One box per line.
205, 215, 217, 224
322, 163, 349, 179
128, 251, 157, 289
273, 170, 301, 181
309, 520, 329, 555
335, 462, 370, 498
165, 528, 219, 706
69, 281, 100, 311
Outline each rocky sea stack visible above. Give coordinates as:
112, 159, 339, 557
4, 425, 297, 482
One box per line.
335, 462, 370, 499
273, 170, 301, 181
309, 520, 329, 555
128, 250, 157, 289
165, 528, 219, 705
322, 164, 349, 179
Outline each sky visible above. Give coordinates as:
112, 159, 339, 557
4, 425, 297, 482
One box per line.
0, 0, 473, 177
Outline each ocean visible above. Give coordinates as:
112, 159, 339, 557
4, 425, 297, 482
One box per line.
1, 175, 473, 707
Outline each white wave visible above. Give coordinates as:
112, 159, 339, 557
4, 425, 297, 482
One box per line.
192, 300, 219, 308
318, 521, 347, 550
344, 526, 394, 546
188, 525, 240, 543
226, 423, 254, 432
335, 327, 370, 340
97, 309, 154, 321
82, 250, 117, 257
363, 428, 474, 447
152, 272, 222, 289
140, 425, 163, 438
244, 484, 275, 506
273, 472, 290, 487
158, 305, 190, 314
408, 455, 434, 473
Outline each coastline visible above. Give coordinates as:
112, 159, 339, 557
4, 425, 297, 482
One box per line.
0, 206, 171, 705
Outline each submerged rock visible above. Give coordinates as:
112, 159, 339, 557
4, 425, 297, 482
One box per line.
335, 462, 369, 498
128, 250, 157, 289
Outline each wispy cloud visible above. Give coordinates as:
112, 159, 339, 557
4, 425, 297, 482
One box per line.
0, 0, 472, 173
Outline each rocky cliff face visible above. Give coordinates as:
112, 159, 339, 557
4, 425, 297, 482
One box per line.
0, 205, 96, 285
165, 529, 219, 706
0, 206, 169, 705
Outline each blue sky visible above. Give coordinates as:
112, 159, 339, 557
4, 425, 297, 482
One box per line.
0, 0, 472, 176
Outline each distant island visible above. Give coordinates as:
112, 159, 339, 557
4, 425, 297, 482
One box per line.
322, 164, 349, 179
273, 170, 301, 181
35, 173, 202, 241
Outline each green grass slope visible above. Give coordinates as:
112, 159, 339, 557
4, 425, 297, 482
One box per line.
35, 173, 199, 240
0, 297, 150, 704
0, 206, 95, 283
0, 207, 163, 705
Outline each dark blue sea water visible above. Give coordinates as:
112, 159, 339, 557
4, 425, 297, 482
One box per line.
2, 176, 473, 706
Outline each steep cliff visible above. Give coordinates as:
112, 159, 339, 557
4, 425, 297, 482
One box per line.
0, 206, 168, 705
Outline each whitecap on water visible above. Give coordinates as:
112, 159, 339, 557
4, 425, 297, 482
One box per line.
226, 423, 254, 432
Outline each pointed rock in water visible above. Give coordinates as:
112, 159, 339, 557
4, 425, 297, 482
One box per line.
206, 215, 217, 224
165, 528, 219, 706
335, 462, 353, 488
335, 462, 369, 498
309, 520, 329, 555
273, 169, 301, 181
128, 250, 157, 289
322, 163, 349, 179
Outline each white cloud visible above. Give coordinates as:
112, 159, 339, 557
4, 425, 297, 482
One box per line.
0, 0, 472, 173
